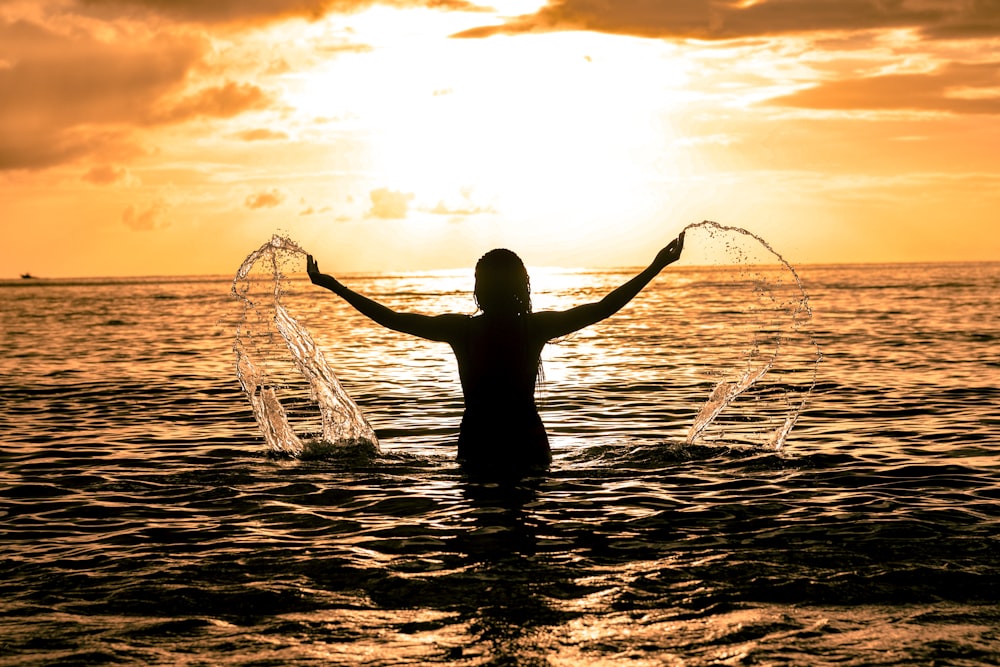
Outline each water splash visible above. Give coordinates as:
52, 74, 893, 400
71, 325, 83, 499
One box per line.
232, 234, 379, 457
231, 225, 817, 456
681, 220, 822, 451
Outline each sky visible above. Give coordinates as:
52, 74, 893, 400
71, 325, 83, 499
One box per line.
1, 0, 998, 278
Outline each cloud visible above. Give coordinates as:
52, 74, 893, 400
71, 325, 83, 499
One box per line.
770, 61, 1000, 114
245, 188, 287, 209
0, 20, 203, 127
155, 81, 270, 123
425, 187, 495, 216
122, 199, 169, 230
82, 164, 140, 185
922, 0, 1000, 39
453, 0, 1000, 41
0, 127, 99, 170
299, 204, 333, 215
428, 201, 494, 215
0, 0, 491, 172
0, 20, 181, 169
0, 18, 271, 171
232, 128, 290, 141
367, 187, 414, 219
316, 40, 374, 55
300, 206, 336, 215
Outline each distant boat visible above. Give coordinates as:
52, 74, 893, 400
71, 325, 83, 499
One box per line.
20, 273, 34, 279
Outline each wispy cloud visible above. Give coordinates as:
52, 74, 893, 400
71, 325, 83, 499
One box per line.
153, 82, 270, 123
424, 187, 495, 217
770, 61, 1000, 114
367, 187, 414, 219
122, 199, 169, 230
232, 128, 290, 141
245, 188, 287, 209
427, 201, 494, 215
82, 165, 140, 186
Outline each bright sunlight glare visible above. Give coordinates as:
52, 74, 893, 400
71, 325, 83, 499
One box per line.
282, 20, 692, 240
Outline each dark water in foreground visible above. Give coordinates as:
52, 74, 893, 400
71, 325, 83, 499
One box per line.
1, 261, 998, 666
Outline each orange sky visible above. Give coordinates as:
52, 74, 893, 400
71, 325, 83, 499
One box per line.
1, 0, 998, 277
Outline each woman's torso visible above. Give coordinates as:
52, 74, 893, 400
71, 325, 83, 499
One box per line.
449, 313, 550, 470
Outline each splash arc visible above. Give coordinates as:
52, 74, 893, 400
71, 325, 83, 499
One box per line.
680, 220, 822, 451
232, 234, 379, 457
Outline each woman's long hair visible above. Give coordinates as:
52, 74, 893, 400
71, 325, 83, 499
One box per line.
473, 248, 544, 393
473, 248, 531, 316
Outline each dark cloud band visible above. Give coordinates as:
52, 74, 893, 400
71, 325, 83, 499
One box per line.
453, 0, 1000, 41
75, 0, 488, 25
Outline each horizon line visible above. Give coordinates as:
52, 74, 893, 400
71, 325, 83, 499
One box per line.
5, 258, 999, 283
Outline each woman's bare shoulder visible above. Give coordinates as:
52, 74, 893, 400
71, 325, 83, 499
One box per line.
529, 307, 598, 341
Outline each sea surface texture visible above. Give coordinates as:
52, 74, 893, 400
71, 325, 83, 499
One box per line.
1, 257, 998, 666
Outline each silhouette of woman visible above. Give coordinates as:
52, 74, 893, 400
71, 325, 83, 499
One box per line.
306, 231, 684, 477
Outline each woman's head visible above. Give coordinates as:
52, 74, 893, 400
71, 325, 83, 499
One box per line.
474, 249, 531, 316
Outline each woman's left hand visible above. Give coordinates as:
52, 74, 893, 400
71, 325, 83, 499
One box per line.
655, 231, 685, 269
306, 255, 322, 283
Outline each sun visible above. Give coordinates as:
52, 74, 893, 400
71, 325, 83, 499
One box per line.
279, 14, 688, 221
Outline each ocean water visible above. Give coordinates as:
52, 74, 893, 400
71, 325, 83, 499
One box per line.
1, 258, 998, 666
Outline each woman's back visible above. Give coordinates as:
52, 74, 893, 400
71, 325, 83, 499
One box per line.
452, 313, 544, 412
450, 312, 550, 475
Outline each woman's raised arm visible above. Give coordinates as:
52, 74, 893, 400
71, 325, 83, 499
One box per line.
306, 255, 464, 343
534, 231, 684, 341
